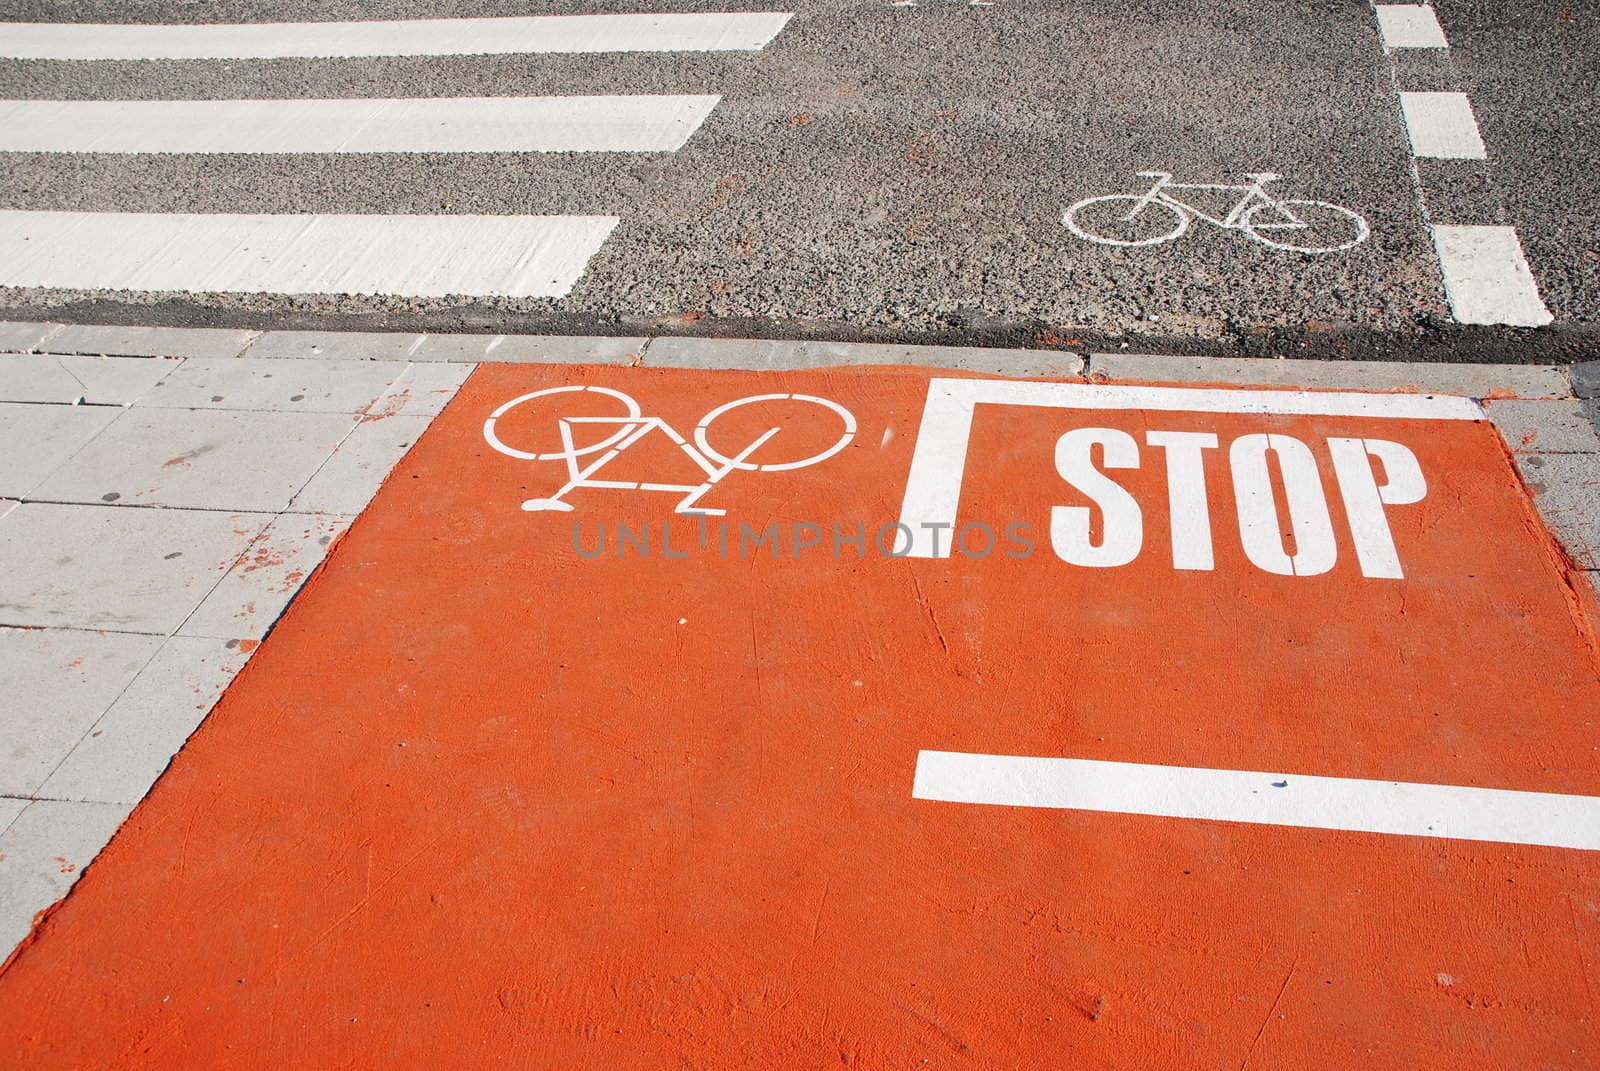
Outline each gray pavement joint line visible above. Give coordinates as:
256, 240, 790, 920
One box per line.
161, 428, 371, 643
0, 792, 134, 808
1, 398, 142, 410
275, 383, 420, 513
52, 357, 92, 404
17, 635, 170, 809
0, 621, 168, 641
15, 496, 277, 517
31, 323, 64, 353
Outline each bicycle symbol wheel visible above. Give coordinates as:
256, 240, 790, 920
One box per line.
1241, 199, 1369, 253
482, 384, 642, 461
694, 393, 857, 472
1062, 194, 1190, 247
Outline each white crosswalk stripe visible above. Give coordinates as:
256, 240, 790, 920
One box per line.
0, 211, 621, 298
0, 96, 724, 155
0, 12, 793, 299
0, 12, 793, 60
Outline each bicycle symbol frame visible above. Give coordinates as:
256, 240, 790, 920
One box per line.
1064, 171, 1370, 253
482, 384, 857, 516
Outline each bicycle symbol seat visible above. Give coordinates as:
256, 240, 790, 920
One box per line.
482, 384, 857, 516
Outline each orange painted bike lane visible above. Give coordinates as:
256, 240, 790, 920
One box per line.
1, 364, 1597, 1069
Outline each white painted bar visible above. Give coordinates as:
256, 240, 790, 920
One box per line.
0, 12, 794, 60
1374, 5, 1449, 49
913, 751, 1600, 851
1431, 225, 1553, 327
894, 377, 1482, 558
1398, 91, 1487, 159
0, 96, 721, 154
0, 211, 619, 298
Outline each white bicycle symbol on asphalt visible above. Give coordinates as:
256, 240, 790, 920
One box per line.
482, 385, 857, 515
1064, 171, 1370, 253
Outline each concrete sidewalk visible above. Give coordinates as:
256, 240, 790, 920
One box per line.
1, 322, 1596, 968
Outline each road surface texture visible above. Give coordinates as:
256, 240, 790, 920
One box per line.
0, 1, 1594, 358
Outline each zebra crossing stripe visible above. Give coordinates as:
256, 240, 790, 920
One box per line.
1430, 225, 1554, 327
1373, 5, 1449, 50
1398, 91, 1487, 160
0, 12, 794, 60
0, 211, 620, 298
0, 96, 723, 154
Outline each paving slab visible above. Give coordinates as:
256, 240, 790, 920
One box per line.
139, 357, 406, 414
0, 354, 180, 406
1571, 362, 1600, 400
0, 322, 61, 354
42, 325, 256, 361
0, 402, 120, 498
289, 414, 433, 515
0, 628, 162, 797
1484, 399, 1600, 453
41, 637, 252, 807
247, 330, 645, 364
1515, 452, 1600, 568
0, 502, 267, 633
0, 798, 26, 835
0, 799, 133, 960
1089, 353, 1571, 398
645, 335, 1084, 376
31, 408, 356, 512
180, 513, 352, 641
4, 366, 1595, 1070
366, 362, 475, 419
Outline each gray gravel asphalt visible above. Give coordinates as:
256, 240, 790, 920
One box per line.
0, 0, 1594, 360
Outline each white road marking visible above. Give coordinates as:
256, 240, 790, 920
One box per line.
1398, 91, 1488, 159
0, 211, 619, 298
1430, 225, 1554, 327
895, 378, 1481, 558
913, 751, 1600, 851
0, 96, 721, 155
1063, 171, 1368, 254
1374, 5, 1449, 49
0, 12, 794, 60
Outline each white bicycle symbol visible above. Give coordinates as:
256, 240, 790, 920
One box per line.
482, 385, 857, 515
1064, 171, 1369, 253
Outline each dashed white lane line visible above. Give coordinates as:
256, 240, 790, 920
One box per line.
0, 96, 722, 155
912, 751, 1600, 850
0, 12, 795, 60
1430, 225, 1554, 327
0, 211, 619, 298
1374, 4, 1449, 49
1398, 91, 1488, 159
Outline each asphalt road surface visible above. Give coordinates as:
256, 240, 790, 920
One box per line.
0, 0, 1594, 360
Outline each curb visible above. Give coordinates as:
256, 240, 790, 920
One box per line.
0, 320, 1581, 399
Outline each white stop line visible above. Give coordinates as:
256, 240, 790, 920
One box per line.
913, 752, 1600, 851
